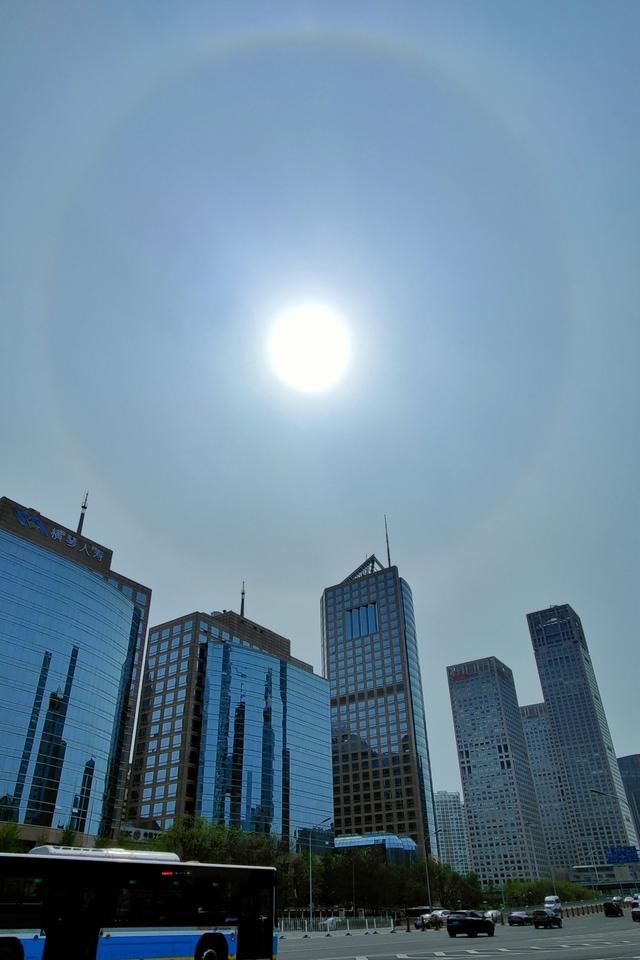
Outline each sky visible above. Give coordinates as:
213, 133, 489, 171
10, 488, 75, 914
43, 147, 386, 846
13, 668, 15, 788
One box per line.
2, 1, 639, 795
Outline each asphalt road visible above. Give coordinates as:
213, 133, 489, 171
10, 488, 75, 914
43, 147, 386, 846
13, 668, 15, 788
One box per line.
279, 913, 640, 960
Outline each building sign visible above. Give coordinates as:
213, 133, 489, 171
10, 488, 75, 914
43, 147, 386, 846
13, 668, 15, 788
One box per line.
606, 845, 639, 864
0, 497, 113, 572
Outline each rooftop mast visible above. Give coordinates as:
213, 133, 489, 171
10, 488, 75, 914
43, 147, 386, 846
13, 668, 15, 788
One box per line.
77, 491, 89, 535
384, 514, 392, 567
240, 581, 246, 618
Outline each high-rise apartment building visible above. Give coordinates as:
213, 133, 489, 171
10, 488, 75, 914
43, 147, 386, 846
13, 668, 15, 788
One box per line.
128, 610, 332, 846
448, 656, 548, 887
434, 790, 470, 874
618, 755, 640, 841
321, 556, 437, 856
0, 496, 151, 841
528, 605, 638, 869
520, 702, 577, 877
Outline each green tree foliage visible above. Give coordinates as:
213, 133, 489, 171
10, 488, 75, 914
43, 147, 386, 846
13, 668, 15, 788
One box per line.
504, 877, 595, 906
0, 822, 25, 852
145, 820, 488, 913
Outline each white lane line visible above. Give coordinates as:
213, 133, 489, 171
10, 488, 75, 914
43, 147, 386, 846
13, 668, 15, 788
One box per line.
498, 949, 511, 952
466, 951, 481, 954
397, 954, 410, 958
356, 956, 368, 959
434, 952, 446, 956
529, 947, 543, 950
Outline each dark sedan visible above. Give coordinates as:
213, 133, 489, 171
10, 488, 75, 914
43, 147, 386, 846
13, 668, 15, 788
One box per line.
631, 905, 640, 923
508, 911, 531, 926
531, 909, 562, 929
447, 911, 495, 938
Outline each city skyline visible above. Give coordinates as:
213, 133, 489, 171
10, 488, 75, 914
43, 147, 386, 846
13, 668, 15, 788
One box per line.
2, 1, 639, 798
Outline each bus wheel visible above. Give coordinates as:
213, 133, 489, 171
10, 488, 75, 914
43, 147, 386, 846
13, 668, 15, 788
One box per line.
195, 938, 226, 960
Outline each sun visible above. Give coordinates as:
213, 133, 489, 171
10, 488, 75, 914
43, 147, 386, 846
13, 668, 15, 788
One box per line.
267, 302, 351, 393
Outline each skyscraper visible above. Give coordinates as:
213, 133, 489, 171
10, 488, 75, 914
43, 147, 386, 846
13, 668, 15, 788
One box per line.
527, 605, 638, 870
0, 496, 151, 841
128, 609, 332, 845
448, 656, 548, 887
520, 702, 577, 877
434, 790, 471, 874
321, 556, 437, 856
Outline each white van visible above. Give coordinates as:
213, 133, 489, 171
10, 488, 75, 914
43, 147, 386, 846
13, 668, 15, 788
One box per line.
544, 895, 561, 911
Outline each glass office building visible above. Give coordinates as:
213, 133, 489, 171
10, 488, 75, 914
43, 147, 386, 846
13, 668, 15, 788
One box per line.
448, 656, 549, 887
129, 611, 333, 844
528, 605, 638, 868
321, 556, 437, 857
0, 497, 150, 839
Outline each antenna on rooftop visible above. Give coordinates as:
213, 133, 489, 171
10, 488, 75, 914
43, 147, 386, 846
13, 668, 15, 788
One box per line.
77, 491, 89, 535
240, 581, 246, 618
384, 514, 392, 567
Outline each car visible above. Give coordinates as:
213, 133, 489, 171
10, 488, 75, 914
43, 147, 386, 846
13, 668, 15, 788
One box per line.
446, 911, 495, 938
603, 901, 624, 917
508, 911, 531, 926
531, 909, 562, 929
321, 916, 338, 930
623, 895, 635, 904
485, 909, 502, 922
631, 905, 640, 923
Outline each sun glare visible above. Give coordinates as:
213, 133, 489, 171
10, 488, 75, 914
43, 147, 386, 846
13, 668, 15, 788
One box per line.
267, 302, 351, 393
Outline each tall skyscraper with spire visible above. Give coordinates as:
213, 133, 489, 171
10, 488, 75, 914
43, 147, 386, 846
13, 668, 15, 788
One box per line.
321, 555, 437, 857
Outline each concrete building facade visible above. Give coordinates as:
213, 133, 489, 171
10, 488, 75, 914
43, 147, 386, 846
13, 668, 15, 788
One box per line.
448, 656, 549, 888
528, 605, 638, 872
434, 790, 471, 875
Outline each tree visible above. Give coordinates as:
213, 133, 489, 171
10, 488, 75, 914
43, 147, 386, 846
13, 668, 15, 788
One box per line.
0, 822, 24, 852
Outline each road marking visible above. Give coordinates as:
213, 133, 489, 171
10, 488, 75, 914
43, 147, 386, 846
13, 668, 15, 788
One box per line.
356, 956, 368, 959
434, 952, 446, 955
498, 948, 511, 952
397, 954, 410, 958
529, 947, 543, 950
466, 951, 481, 954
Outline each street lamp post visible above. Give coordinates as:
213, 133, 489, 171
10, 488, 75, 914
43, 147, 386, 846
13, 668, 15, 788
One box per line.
424, 829, 442, 911
309, 817, 332, 930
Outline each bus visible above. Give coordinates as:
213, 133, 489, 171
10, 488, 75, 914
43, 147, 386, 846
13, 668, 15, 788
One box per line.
0, 846, 277, 960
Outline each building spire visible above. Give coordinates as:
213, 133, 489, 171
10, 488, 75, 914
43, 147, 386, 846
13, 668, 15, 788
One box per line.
240, 580, 246, 618
384, 514, 392, 567
77, 491, 89, 535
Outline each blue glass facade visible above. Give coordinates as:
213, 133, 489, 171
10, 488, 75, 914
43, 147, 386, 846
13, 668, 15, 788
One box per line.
0, 527, 136, 836
199, 641, 333, 839
130, 611, 332, 845
321, 557, 437, 857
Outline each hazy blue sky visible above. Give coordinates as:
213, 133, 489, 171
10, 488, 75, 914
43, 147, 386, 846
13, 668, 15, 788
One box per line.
2, 1, 639, 793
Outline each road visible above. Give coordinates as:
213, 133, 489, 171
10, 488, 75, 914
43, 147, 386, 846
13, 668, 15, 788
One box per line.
280, 914, 640, 960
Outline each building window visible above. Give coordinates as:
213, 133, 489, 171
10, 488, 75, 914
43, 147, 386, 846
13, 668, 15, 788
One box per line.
345, 603, 378, 640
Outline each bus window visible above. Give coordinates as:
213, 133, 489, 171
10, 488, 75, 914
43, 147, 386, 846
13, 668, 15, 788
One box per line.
0, 873, 45, 929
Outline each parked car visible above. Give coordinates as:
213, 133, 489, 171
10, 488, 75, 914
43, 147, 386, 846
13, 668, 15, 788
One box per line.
603, 901, 624, 917
631, 904, 640, 923
447, 911, 495, 938
623, 896, 635, 904
508, 911, 531, 926
531, 909, 562, 929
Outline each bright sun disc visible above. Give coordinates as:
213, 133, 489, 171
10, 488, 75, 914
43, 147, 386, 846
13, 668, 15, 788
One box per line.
267, 303, 351, 393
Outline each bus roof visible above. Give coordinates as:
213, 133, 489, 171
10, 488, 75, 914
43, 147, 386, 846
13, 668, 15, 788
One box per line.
29, 845, 181, 860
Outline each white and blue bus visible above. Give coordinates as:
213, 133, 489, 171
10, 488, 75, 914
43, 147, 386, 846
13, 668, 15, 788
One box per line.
0, 846, 277, 960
